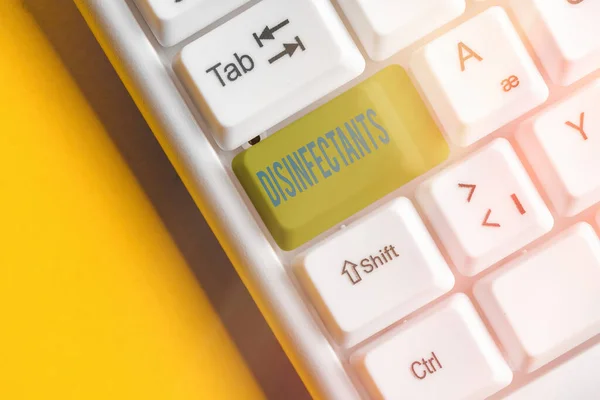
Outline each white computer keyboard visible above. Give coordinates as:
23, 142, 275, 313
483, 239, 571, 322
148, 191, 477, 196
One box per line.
75, 0, 600, 398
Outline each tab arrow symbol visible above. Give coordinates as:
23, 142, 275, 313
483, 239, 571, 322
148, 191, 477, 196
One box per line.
458, 183, 476, 203
482, 209, 501, 228
268, 36, 306, 64
254, 19, 290, 47
341, 260, 362, 285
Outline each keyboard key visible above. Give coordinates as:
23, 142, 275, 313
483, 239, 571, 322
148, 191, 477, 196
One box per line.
233, 66, 449, 250
337, 0, 466, 61
517, 79, 600, 217
296, 198, 454, 346
411, 7, 549, 147
353, 294, 512, 400
506, 343, 600, 400
511, 0, 600, 86
175, 0, 365, 150
133, 0, 249, 47
417, 138, 553, 276
474, 223, 600, 372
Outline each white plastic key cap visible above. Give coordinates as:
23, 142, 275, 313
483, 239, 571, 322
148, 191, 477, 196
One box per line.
417, 138, 553, 276
295, 198, 454, 346
517, 79, 600, 217
337, 0, 466, 61
133, 0, 249, 47
175, 0, 365, 150
511, 0, 600, 86
474, 223, 600, 373
353, 294, 512, 400
411, 7, 549, 147
506, 343, 600, 400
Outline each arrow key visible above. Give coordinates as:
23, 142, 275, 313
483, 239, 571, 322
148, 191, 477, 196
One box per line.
295, 198, 454, 346
417, 139, 553, 276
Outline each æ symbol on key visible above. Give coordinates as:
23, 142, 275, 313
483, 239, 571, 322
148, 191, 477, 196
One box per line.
268, 36, 306, 64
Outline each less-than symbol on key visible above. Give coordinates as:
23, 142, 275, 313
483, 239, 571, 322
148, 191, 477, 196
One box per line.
268, 36, 306, 64
482, 209, 501, 228
253, 19, 290, 48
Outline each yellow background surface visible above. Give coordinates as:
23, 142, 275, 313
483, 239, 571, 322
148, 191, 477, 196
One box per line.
0, 1, 305, 399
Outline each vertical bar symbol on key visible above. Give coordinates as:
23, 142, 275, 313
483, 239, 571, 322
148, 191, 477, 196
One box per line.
253, 19, 290, 47
268, 36, 306, 64
512, 194, 527, 215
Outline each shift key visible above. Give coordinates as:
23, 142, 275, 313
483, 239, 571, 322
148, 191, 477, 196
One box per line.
233, 66, 449, 250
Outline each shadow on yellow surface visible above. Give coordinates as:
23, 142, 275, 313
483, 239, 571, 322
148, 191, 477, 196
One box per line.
0, 0, 307, 398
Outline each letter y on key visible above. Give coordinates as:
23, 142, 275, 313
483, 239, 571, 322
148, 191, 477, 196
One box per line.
565, 112, 588, 141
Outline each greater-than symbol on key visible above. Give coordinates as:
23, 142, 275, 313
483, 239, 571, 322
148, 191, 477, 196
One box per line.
341, 260, 361, 285
253, 19, 290, 48
458, 183, 476, 203
268, 36, 306, 64
482, 209, 501, 228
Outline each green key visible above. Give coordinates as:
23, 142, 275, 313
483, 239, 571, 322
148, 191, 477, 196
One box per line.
233, 65, 449, 250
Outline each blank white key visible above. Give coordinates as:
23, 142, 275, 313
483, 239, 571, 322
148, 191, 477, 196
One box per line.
175, 0, 365, 150
353, 294, 512, 400
411, 7, 548, 147
517, 79, 600, 217
474, 223, 600, 372
506, 343, 600, 400
133, 0, 249, 47
417, 138, 553, 276
337, 0, 466, 61
295, 198, 454, 346
511, 0, 600, 86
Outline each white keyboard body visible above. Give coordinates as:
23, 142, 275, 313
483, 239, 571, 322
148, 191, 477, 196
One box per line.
74, 0, 600, 398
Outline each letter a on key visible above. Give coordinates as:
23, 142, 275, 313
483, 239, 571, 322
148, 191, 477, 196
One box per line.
458, 42, 483, 72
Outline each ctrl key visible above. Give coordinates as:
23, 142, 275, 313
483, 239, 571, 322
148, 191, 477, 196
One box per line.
353, 294, 512, 400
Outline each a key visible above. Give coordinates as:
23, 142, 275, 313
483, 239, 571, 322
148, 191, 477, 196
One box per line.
506, 343, 600, 400
337, 0, 466, 61
511, 0, 600, 86
411, 7, 549, 147
474, 223, 600, 372
133, 0, 250, 47
175, 0, 365, 150
295, 198, 454, 346
416, 138, 553, 276
517, 79, 600, 217
353, 294, 512, 400
233, 66, 449, 250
